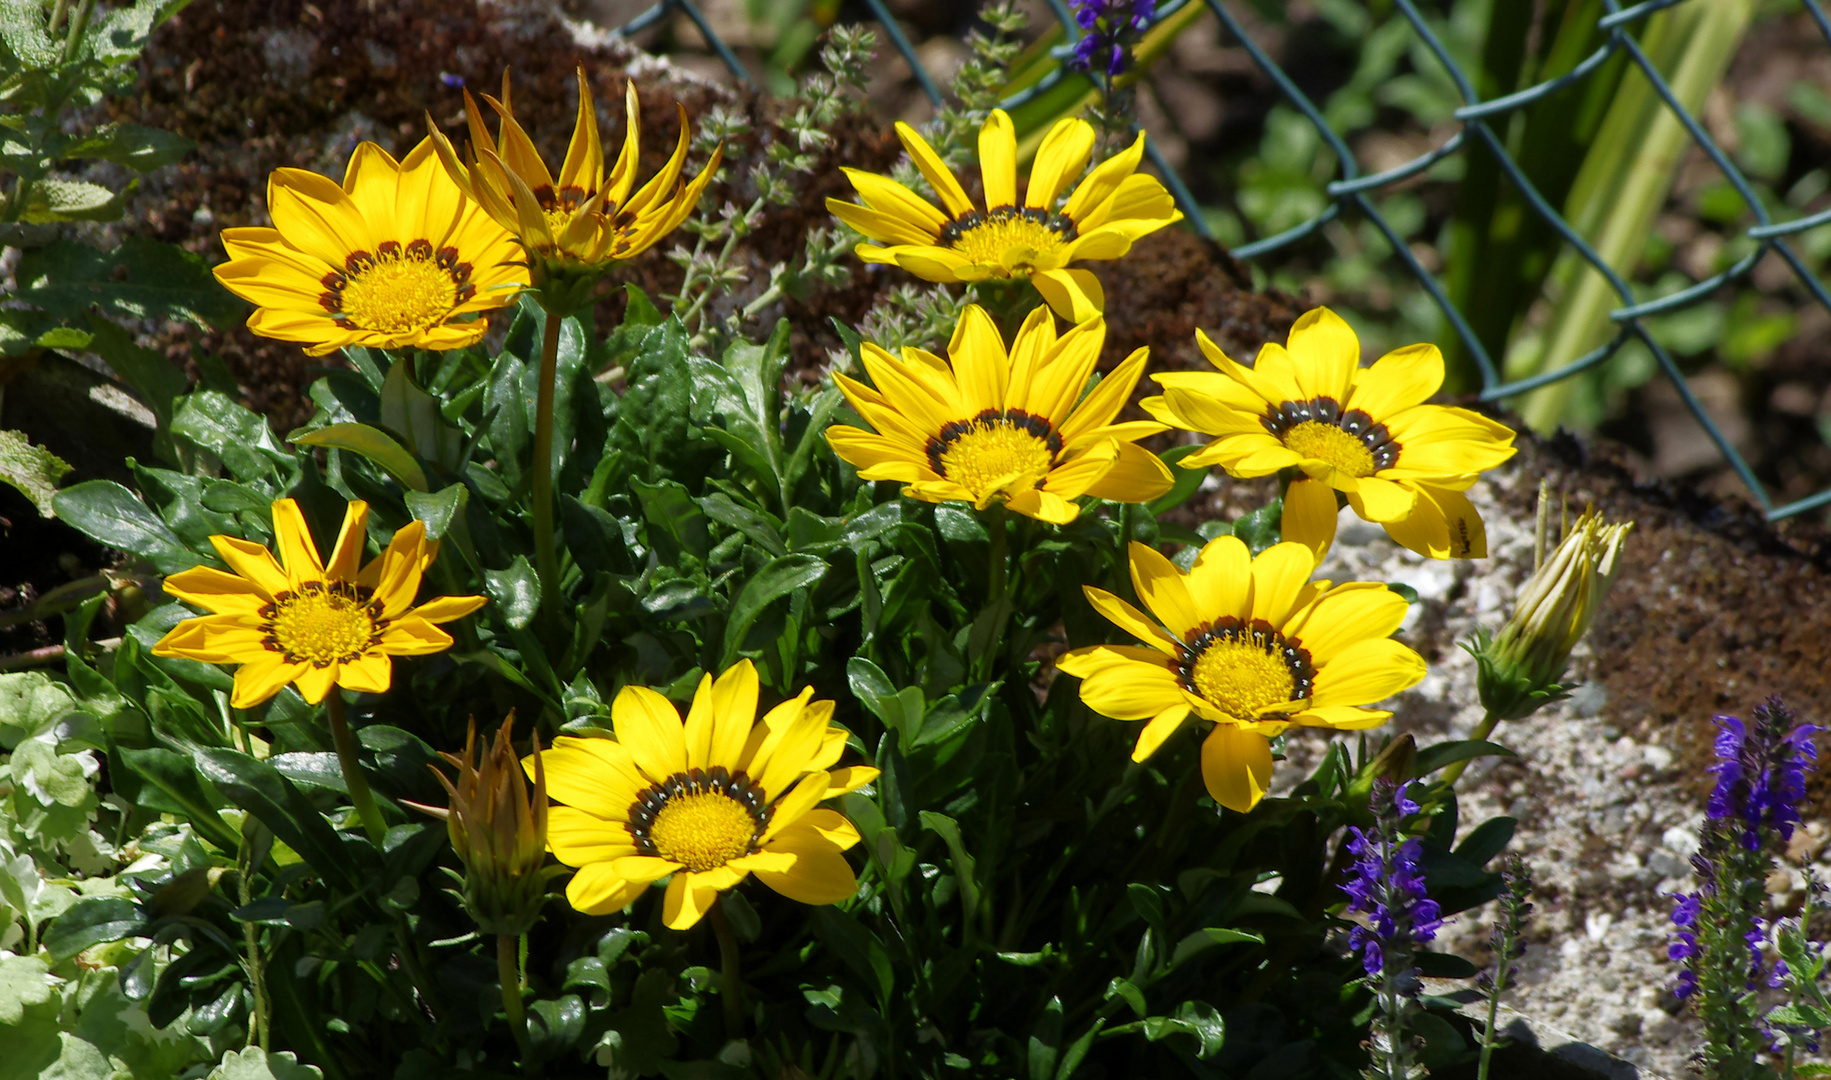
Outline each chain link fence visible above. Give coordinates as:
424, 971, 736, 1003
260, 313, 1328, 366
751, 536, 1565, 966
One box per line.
613, 0, 1831, 522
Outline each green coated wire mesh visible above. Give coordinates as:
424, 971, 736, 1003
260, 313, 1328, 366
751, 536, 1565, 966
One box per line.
614, 0, 1831, 522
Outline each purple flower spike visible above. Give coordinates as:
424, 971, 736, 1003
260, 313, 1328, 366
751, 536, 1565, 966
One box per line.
1341, 780, 1440, 998
1067, 0, 1156, 77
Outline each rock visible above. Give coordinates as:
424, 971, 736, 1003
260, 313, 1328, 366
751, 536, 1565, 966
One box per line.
1643, 744, 1674, 771
1334, 508, 1387, 547
1661, 826, 1701, 856
1645, 850, 1688, 879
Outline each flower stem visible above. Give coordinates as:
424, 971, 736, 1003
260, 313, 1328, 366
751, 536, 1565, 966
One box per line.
530, 312, 563, 618
325, 693, 387, 844
973, 504, 1013, 683
1439, 710, 1502, 788
497, 932, 528, 1054
238, 834, 269, 1051
709, 899, 745, 1040
1476, 970, 1505, 1080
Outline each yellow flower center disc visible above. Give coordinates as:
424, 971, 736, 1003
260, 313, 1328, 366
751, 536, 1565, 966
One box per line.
262, 583, 381, 667
338, 245, 462, 335
1281, 420, 1378, 478
648, 791, 759, 872
944, 207, 1076, 274
1179, 617, 1316, 720
930, 409, 1061, 503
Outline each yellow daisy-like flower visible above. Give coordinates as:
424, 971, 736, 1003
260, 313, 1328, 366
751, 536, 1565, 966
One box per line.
151, 499, 486, 708
1057, 537, 1426, 812
825, 304, 1175, 525
1143, 307, 1518, 560
531, 661, 879, 930
826, 109, 1182, 322
213, 138, 527, 357
428, 68, 722, 311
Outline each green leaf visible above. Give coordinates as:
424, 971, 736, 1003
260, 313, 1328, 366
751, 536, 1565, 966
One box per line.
483, 556, 540, 630
698, 493, 785, 557
847, 658, 926, 750
16, 237, 247, 329
632, 478, 710, 560
0, 1, 59, 70
0, 672, 81, 745
205, 1048, 324, 1080
0, 429, 70, 516
1028, 996, 1064, 1080
21, 177, 133, 223
405, 484, 466, 540
919, 810, 981, 922
379, 358, 463, 469
0, 953, 54, 1024
61, 122, 195, 171
809, 906, 894, 1006
1169, 926, 1265, 967
84, 316, 189, 434
721, 553, 828, 665
1454, 816, 1517, 868
294, 422, 428, 492
43, 897, 143, 961
53, 480, 199, 573
172, 391, 289, 481
1413, 739, 1516, 777
194, 747, 371, 892
117, 745, 240, 851
1232, 498, 1283, 554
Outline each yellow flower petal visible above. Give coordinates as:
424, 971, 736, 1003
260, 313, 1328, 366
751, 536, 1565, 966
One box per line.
269, 499, 326, 584
1131, 704, 1192, 762
894, 121, 974, 218
337, 652, 391, 694
611, 685, 689, 782
1200, 724, 1274, 813
542, 737, 646, 819
231, 654, 303, 709
547, 806, 639, 866
663, 868, 739, 929
162, 564, 271, 613
979, 109, 1018, 209
1031, 267, 1105, 321
1182, 534, 1252, 621
564, 864, 649, 916
1281, 478, 1339, 564
1026, 117, 1096, 209
1283, 306, 1361, 403
1077, 587, 1182, 657
1311, 638, 1427, 707
1129, 542, 1203, 639
1380, 482, 1488, 559
752, 823, 859, 906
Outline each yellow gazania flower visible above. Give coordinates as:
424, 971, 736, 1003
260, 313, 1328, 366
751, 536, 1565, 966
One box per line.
826, 109, 1181, 322
825, 304, 1174, 525
427, 68, 722, 309
1057, 537, 1426, 812
1143, 307, 1518, 560
151, 499, 486, 708
532, 661, 879, 930
214, 138, 527, 357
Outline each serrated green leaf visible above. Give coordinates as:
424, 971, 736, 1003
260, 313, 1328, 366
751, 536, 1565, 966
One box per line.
61, 122, 193, 171
0, 428, 71, 516
17, 237, 247, 329
0, 1, 59, 71
205, 1048, 323, 1080
21, 177, 132, 223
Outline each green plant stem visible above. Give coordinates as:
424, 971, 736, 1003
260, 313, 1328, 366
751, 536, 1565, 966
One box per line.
710, 900, 745, 1040
497, 932, 528, 1054
1439, 710, 1502, 788
974, 504, 1012, 682
325, 694, 387, 844
59, 0, 93, 62
530, 313, 563, 618
1476, 966, 1506, 1080
238, 844, 269, 1051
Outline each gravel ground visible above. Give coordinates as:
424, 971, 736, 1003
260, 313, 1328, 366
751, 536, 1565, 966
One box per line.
1262, 458, 1831, 1078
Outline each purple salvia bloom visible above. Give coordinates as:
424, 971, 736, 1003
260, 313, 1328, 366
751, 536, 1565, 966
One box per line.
1341, 781, 1441, 998
1067, 0, 1156, 77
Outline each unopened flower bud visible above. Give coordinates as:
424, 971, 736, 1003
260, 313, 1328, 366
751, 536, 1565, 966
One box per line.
1471, 506, 1631, 722
411, 714, 557, 936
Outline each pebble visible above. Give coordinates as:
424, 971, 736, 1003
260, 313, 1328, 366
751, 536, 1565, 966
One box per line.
1661, 826, 1701, 855
1586, 911, 1614, 941
1643, 744, 1674, 771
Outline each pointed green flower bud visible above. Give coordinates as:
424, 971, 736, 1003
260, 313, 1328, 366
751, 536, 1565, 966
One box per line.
1471, 507, 1631, 722
413, 714, 558, 936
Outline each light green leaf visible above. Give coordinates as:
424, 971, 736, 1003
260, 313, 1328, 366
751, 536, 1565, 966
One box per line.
21, 178, 132, 224
205, 1048, 323, 1080
60, 123, 194, 172
39, 1032, 119, 1080
0, 429, 71, 516
294, 422, 428, 492
0, 672, 81, 745
0, 952, 54, 1025
0, 0, 59, 71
